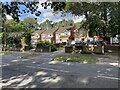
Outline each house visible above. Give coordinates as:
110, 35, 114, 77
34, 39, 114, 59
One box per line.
55, 26, 75, 44
41, 28, 58, 44
74, 28, 89, 42
110, 35, 119, 44
31, 29, 45, 45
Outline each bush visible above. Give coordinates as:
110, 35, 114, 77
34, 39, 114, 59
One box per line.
37, 41, 48, 47
48, 43, 57, 51
37, 41, 57, 52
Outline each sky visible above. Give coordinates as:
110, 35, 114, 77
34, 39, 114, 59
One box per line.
2, 0, 85, 23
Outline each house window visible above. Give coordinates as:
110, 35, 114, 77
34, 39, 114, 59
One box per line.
64, 32, 68, 36
48, 34, 52, 37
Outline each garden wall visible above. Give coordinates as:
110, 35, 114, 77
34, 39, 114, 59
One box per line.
35, 46, 51, 52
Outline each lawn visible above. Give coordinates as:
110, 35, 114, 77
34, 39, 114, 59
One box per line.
0, 52, 12, 55
54, 56, 96, 63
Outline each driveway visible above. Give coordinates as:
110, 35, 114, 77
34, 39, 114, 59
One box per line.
0, 49, 119, 88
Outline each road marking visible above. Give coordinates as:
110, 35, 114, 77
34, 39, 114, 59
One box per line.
95, 76, 120, 80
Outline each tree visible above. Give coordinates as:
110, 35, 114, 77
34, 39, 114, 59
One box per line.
44, 2, 119, 37
23, 17, 38, 31
1, 1, 119, 38
74, 21, 83, 28
2, 1, 41, 21
40, 19, 53, 30
1, 20, 25, 49
52, 19, 74, 28
0, 0, 41, 48
5, 20, 26, 32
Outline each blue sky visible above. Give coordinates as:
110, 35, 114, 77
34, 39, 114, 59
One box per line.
2, 0, 85, 23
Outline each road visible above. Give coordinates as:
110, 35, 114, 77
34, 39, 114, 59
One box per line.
0, 49, 119, 88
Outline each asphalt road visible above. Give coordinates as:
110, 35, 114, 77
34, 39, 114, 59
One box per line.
0, 50, 119, 88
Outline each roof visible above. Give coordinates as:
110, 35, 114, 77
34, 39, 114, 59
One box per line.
42, 28, 58, 34
56, 27, 67, 33
32, 30, 45, 35
56, 26, 75, 33
66, 26, 75, 30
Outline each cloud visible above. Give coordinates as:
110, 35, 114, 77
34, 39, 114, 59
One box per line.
37, 2, 85, 24
6, 15, 13, 20
73, 15, 85, 23
3, 0, 85, 23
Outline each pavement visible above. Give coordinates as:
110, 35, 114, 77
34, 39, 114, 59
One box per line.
0, 49, 119, 88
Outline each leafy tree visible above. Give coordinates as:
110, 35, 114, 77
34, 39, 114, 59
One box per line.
23, 17, 38, 31
0, 1, 41, 51
53, 19, 74, 28
5, 20, 26, 32
2, 1, 41, 21
74, 22, 83, 27
1, 19, 26, 50
44, 2, 119, 37
40, 19, 53, 30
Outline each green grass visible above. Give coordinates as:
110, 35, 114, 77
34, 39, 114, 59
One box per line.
57, 47, 64, 50
0, 52, 12, 55
54, 56, 96, 63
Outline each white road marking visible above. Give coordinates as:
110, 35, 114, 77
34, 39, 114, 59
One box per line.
95, 76, 119, 80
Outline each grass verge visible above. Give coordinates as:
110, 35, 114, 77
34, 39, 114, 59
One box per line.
0, 52, 12, 55
54, 56, 96, 63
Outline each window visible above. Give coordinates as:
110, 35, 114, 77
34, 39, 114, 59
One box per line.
64, 32, 68, 35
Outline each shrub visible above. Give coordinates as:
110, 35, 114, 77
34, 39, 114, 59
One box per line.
37, 41, 47, 47
48, 43, 57, 51
37, 41, 57, 51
